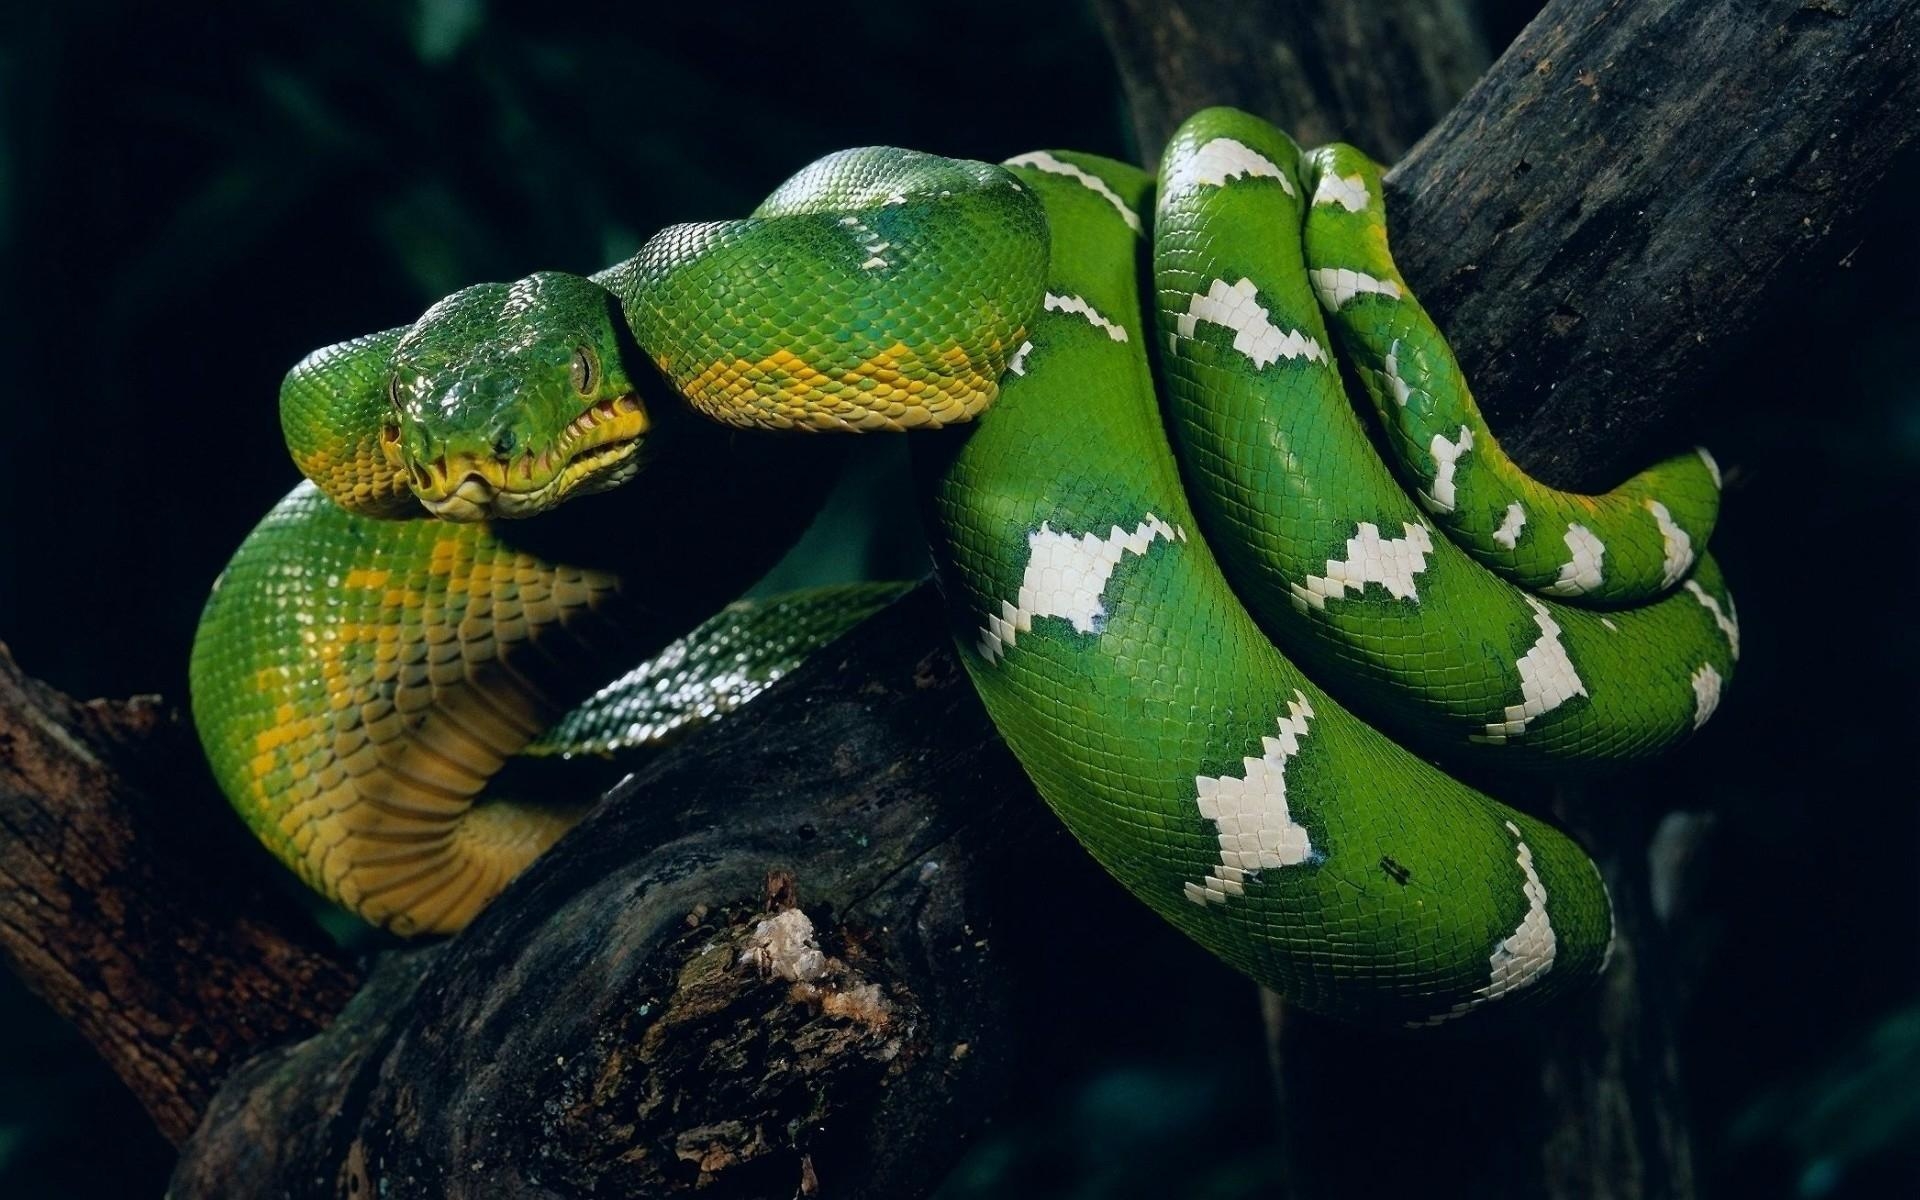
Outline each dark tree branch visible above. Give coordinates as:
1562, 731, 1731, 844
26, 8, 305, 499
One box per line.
168, 587, 1145, 1198
0, 643, 360, 1145
1094, 0, 1491, 162
3, 0, 1917, 1194
1392, 0, 1920, 489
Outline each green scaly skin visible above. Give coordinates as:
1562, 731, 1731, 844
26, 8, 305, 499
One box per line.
193, 110, 1736, 1026
522, 581, 911, 759
1301, 144, 1723, 606
1152, 112, 1738, 767
926, 144, 1603, 1029
599, 147, 1046, 432
191, 153, 1040, 935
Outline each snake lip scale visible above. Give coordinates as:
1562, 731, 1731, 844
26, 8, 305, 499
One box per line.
193, 112, 1735, 1025
397, 392, 650, 522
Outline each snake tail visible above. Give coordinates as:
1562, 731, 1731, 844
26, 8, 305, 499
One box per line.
1298, 144, 1722, 607
1151, 110, 1737, 773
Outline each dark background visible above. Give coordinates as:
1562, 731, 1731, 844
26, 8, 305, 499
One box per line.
1, 1, 1915, 1196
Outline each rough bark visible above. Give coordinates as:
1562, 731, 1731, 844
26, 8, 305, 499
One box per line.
2, 0, 1916, 1194
1104, 0, 1920, 491
0, 643, 360, 1145
169, 588, 1131, 1198
1094, 0, 1492, 162
1391, 0, 1920, 490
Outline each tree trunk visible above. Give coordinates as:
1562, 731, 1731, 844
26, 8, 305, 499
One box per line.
0, 0, 1914, 1195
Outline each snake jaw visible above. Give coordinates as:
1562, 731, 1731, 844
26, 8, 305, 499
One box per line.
410, 393, 649, 521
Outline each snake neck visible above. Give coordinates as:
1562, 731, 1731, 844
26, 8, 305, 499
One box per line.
483, 399, 849, 578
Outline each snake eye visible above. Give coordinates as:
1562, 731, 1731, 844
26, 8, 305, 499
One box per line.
571, 347, 595, 395
387, 374, 403, 411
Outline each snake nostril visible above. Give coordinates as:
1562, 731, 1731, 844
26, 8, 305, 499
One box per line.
493, 429, 516, 459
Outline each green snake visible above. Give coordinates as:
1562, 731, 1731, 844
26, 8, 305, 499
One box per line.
190, 109, 1737, 1028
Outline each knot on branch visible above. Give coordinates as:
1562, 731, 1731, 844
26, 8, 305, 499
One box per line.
542, 874, 920, 1197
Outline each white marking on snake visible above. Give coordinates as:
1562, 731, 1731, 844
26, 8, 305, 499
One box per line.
1475, 597, 1588, 743
1184, 691, 1316, 906
1313, 171, 1371, 212
1410, 821, 1559, 1026
1004, 151, 1142, 233
1288, 522, 1434, 612
1684, 580, 1741, 660
1601, 617, 1619, 631
1308, 267, 1402, 310
1171, 278, 1329, 370
838, 214, 892, 270
1595, 856, 1618, 973
1697, 446, 1722, 488
1420, 425, 1474, 513
978, 514, 1185, 663
1493, 502, 1528, 549
1383, 338, 1414, 407
1044, 293, 1129, 342
1168, 137, 1293, 194
1690, 664, 1724, 729
1007, 340, 1035, 377
1645, 499, 1695, 588
1542, 524, 1607, 597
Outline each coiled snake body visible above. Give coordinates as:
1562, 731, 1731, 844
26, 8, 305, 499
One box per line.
191, 110, 1738, 1027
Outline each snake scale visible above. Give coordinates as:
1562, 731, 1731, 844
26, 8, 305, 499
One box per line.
191, 109, 1738, 1028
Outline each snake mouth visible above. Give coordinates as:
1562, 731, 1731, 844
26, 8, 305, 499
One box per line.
408, 394, 650, 521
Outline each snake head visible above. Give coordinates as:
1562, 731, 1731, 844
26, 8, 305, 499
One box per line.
382, 271, 650, 521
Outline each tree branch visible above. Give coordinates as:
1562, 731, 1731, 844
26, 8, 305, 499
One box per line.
170, 588, 1138, 1198
0, 643, 360, 1145
1390, 0, 1920, 488
1094, 0, 1491, 162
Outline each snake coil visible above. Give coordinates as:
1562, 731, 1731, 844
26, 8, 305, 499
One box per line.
191, 109, 1736, 1027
